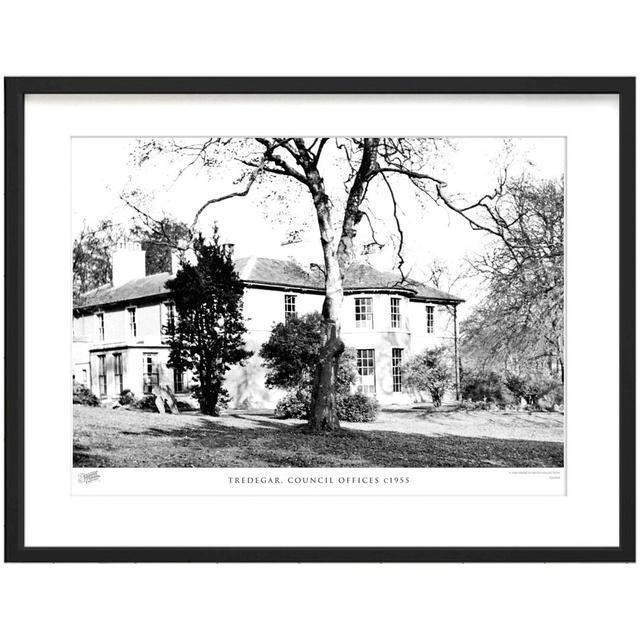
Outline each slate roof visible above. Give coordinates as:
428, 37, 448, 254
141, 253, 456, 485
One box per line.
74, 256, 463, 311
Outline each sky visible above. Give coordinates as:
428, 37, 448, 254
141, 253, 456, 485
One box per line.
72, 136, 565, 315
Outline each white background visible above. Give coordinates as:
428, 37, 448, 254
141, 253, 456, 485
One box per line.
1, 1, 638, 639
25, 94, 604, 547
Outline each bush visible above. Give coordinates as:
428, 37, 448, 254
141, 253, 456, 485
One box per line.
337, 392, 380, 422
132, 394, 159, 412
543, 381, 564, 409
73, 382, 100, 406
505, 373, 562, 409
403, 346, 452, 407
260, 312, 358, 395
461, 369, 511, 403
274, 387, 311, 419
119, 389, 135, 405
275, 388, 380, 423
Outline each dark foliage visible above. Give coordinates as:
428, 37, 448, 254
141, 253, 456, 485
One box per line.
73, 383, 100, 406
461, 369, 512, 403
262, 312, 361, 421
337, 392, 380, 422
274, 387, 311, 419
165, 229, 251, 415
505, 373, 563, 409
403, 346, 453, 407
73, 219, 122, 302
275, 388, 380, 423
119, 389, 136, 405
132, 394, 159, 412
260, 312, 324, 389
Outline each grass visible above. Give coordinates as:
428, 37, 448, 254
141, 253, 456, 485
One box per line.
74, 405, 564, 468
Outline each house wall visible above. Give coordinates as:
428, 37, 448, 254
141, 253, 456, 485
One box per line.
74, 287, 457, 408
78, 299, 187, 400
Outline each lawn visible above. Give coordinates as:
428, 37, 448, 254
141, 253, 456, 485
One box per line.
74, 405, 564, 468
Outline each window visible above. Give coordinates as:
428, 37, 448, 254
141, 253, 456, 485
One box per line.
355, 297, 373, 329
96, 312, 105, 342
426, 305, 434, 334
142, 353, 159, 394
392, 348, 403, 392
82, 368, 88, 385
128, 307, 137, 338
390, 297, 401, 329
173, 369, 185, 394
97, 354, 107, 397
284, 294, 297, 321
164, 302, 176, 334
113, 353, 123, 394
356, 349, 376, 394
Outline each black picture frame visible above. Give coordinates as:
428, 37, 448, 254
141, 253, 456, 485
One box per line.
4, 76, 636, 563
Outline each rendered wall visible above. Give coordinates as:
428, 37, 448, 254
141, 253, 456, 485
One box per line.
74, 287, 458, 409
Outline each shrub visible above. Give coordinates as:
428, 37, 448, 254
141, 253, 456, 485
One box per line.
543, 381, 564, 409
274, 387, 311, 419
505, 373, 562, 408
119, 389, 135, 405
403, 346, 452, 407
132, 394, 159, 412
73, 382, 100, 406
337, 392, 380, 422
275, 388, 380, 423
461, 369, 511, 403
260, 312, 323, 389
260, 312, 358, 395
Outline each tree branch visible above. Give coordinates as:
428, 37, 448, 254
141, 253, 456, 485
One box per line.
192, 155, 267, 226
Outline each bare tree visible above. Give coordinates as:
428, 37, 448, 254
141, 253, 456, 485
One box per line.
125, 137, 518, 431
461, 177, 564, 380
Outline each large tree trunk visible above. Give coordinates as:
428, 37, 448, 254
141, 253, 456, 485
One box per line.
307, 189, 345, 432
309, 323, 344, 431
298, 138, 379, 432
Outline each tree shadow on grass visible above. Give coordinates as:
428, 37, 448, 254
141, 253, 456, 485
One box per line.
79, 414, 564, 468
163, 418, 565, 468
73, 443, 109, 467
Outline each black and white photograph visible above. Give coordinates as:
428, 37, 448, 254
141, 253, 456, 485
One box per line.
72, 135, 565, 471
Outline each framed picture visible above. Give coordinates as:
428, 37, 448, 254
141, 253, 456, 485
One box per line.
4, 77, 635, 562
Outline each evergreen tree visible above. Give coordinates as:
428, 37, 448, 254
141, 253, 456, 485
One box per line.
165, 229, 251, 415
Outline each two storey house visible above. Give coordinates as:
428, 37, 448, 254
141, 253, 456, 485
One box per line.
73, 243, 463, 408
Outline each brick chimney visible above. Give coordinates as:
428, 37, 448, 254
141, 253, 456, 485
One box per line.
112, 241, 146, 287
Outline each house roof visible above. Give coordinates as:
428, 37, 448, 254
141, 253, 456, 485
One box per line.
74, 256, 463, 311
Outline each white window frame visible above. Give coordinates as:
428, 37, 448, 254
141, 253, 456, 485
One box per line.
426, 304, 435, 334
356, 348, 376, 394
390, 297, 401, 329
142, 352, 159, 394
127, 306, 137, 338
97, 354, 107, 397
113, 352, 123, 395
392, 348, 403, 393
355, 297, 374, 329
163, 301, 176, 336
284, 294, 297, 321
96, 311, 105, 342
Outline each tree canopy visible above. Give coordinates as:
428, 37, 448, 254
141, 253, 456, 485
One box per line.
259, 312, 357, 395
461, 177, 564, 380
165, 229, 251, 415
